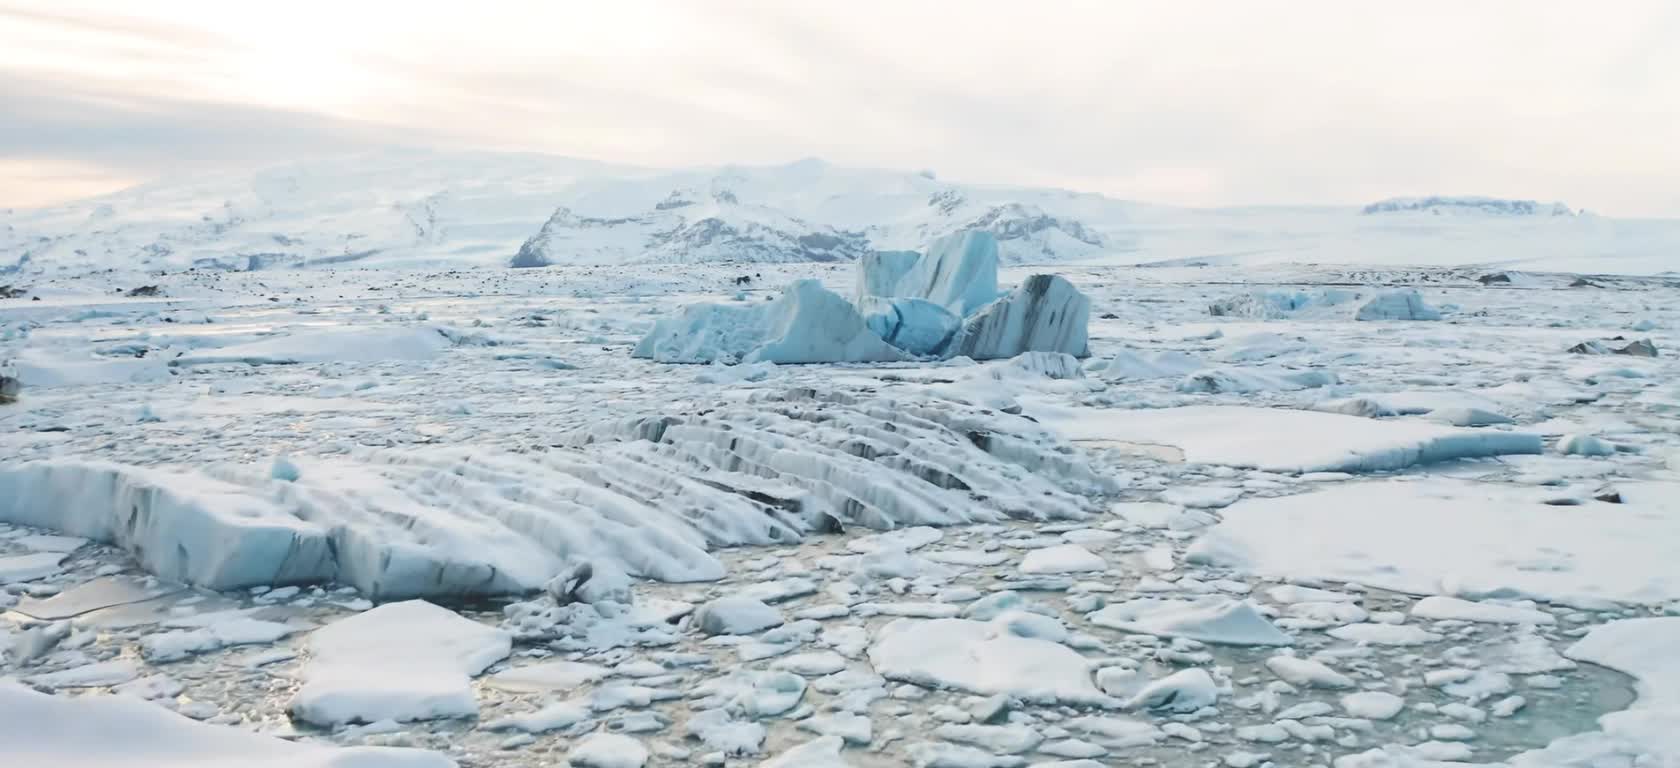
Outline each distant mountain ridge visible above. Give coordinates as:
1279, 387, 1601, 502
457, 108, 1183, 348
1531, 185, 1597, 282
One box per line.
3, 149, 1677, 276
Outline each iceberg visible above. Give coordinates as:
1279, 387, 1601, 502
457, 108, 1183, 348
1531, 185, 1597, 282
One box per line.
860, 230, 1001, 316
947, 275, 1091, 360
857, 296, 961, 357
633, 280, 909, 364
855, 250, 921, 300
1355, 289, 1442, 321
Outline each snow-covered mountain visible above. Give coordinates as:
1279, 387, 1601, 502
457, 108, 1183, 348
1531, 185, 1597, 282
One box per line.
4, 148, 1679, 276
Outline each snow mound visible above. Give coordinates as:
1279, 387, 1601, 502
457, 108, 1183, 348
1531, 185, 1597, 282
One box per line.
1187, 479, 1680, 604
867, 618, 1113, 705
858, 229, 1001, 316
1087, 598, 1292, 646
289, 600, 512, 726
171, 326, 454, 366
947, 274, 1091, 360
632, 279, 908, 364
0, 681, 451, 767
1027, 405, 1542, 473
1, 389, 1105, 597
1354, 290, 1441, 321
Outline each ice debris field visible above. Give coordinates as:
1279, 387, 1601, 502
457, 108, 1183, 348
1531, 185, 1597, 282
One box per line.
4, 188, 1680, 768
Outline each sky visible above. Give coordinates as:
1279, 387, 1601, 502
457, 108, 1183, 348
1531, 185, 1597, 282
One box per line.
3, 1, 1678, 216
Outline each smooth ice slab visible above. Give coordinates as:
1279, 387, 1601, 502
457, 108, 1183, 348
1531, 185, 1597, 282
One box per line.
288, 600, 512, 726
171, 326, 454, 366
0, 682, 451, 768
1029, 405, 1542, 473
867, 618, 1112, 705
1188, 479, 1680, 604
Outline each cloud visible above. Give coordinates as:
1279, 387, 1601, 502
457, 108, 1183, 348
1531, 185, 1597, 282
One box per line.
1, 1, 1677, 215
0, 74, 456, 179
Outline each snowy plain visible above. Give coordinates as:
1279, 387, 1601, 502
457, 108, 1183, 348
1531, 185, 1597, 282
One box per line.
3, 161, 1680, 768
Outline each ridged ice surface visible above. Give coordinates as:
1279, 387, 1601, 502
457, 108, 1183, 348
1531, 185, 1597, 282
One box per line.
0, 389, 1107, 598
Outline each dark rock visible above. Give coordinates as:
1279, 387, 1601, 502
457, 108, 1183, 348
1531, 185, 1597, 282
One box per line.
1477, 273, 1512, 285
125, 285, 162, 297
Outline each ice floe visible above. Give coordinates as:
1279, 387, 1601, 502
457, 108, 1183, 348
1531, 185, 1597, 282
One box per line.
1189, 479, 1680, 604
1031, 405, 1542, 473
288, 600, 512, 726
867, 618, 1112, 705
0, 682, 451, 768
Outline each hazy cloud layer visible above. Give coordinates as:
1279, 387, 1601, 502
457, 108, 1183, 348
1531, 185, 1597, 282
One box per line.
3, 1, 1677, 214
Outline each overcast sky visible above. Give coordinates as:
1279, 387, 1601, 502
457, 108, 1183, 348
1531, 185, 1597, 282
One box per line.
4, 1, 1678, 215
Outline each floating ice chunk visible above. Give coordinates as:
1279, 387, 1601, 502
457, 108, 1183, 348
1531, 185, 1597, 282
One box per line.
485, 661, 608, 693
867, 618, 1110, 705
933, 723, 1044, 754
1162, 486, 1242, 509
1427, 407, 1514, 427
947, 275, 1090, 360
1092, 349, 1204, 381
1266, 585, 1358, 604
1064, 716, 1163, 748
0, 682, 450, 768
858, 296, 961, 356
847, 527, 943, 554
288, 600, 512, 726
1126, 668, 1220, 713
772, 651, 849, 676
1177, 367, 1337, 395
1019, 544, 1106, 574
1029, 405, 1541, 474
24, 659, 141, 689
694, 595, 784, 636
904, 741, 1027, 768
568, 732, 648, 768
1266, 655, 1355, 689
485, 699, 591, 733
763, 736, 853, 768
633, 280, 908, 364
1556, 434, 1615, 456
1354, 290, 1441, 321
1410, 596, 1555, 625
1328, 623, 1442, 646
1341, 691, 1406, 720
1088, 598, 1291, 646
1489, 630, 1576, 674
686, 708, 767, 755
997, 351, 1085, 380
799, 713, 872, 745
